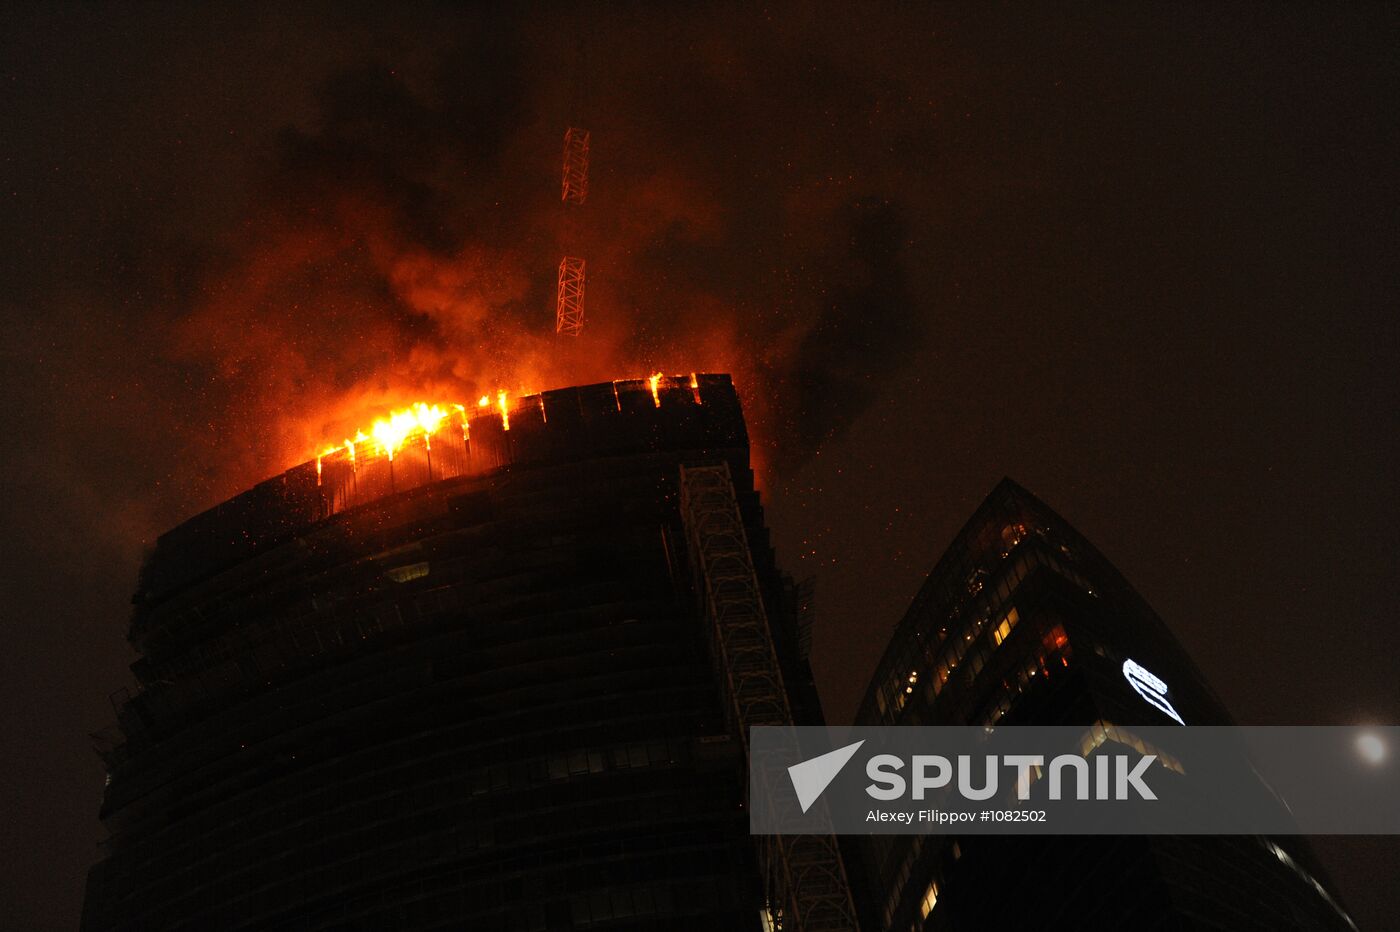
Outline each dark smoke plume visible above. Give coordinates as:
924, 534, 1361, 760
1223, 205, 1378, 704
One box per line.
7, 5, 936, 552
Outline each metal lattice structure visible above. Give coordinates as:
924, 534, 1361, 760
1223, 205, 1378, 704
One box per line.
679, 463, 861, 932
555, 256, 586, 337
562, 127, 590, 204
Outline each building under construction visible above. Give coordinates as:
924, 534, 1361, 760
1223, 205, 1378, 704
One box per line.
82, 375, 861, 932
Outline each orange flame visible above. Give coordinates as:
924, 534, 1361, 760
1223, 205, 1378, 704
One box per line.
454, 404, 469, 441
311, 375, 698, 467
371, 403, 448, 459
318, 404, 464, 465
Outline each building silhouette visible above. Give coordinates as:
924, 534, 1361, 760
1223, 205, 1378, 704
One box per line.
856, 478, 1356, 931
82, 375, 842, 932
85, 395, 1358, 932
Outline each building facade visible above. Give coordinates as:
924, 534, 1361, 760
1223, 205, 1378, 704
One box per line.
82, 375, 828, 932
857, 479, 1356, 932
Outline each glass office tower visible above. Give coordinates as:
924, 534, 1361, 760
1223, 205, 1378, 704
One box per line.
857, 479, 1355, 932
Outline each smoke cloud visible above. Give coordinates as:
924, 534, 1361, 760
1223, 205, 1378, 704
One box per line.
5, 4, 939, 553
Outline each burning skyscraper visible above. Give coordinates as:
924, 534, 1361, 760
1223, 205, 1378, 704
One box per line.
82, 375, 859, 931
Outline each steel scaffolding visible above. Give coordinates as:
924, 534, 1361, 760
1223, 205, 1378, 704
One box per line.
679, 463, 861, 932
556, 256, 586, 336
561, 127, 590, 204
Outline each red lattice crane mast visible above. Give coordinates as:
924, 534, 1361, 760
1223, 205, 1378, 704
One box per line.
556, 127, 590, 337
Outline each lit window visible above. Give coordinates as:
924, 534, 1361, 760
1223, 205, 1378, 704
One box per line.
385, 561, 430, 583
920, 880, 939, 919
1001, 523, 1027, 548
1078, 719, 1187, 775
992, 608, 1019, 645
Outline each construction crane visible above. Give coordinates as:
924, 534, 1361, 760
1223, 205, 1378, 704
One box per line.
680, 463, 863, 932
556, 127, 589, 337
561, 126, 590, 204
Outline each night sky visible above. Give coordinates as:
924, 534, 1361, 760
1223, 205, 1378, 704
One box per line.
3, 4, 1398, 929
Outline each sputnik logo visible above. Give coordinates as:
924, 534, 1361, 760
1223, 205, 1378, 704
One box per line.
788, 740, 866, 813
1122, 659, 1186, 725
